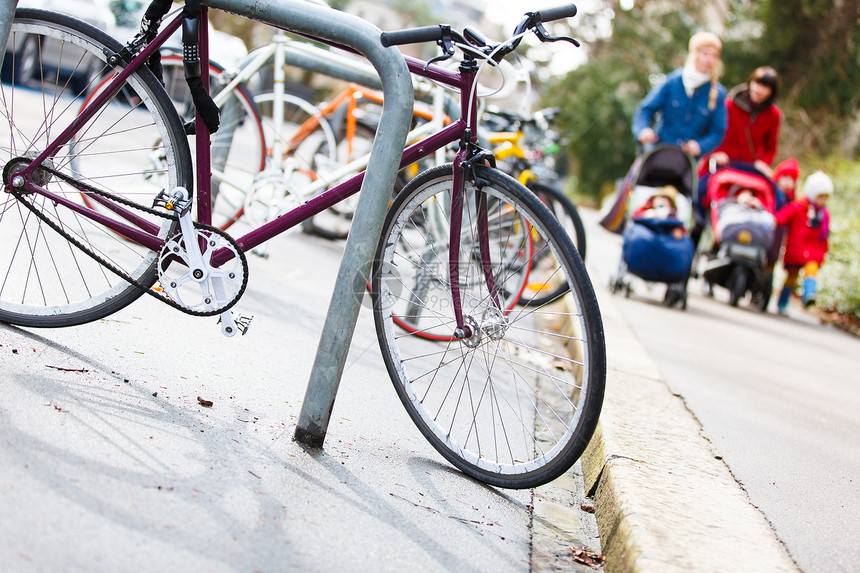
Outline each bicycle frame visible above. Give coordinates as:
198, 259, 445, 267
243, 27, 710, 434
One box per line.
13, 6, 494, 330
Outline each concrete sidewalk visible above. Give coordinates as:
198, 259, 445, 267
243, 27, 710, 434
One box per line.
0, 231, 600, 572
579, 219, 799, 573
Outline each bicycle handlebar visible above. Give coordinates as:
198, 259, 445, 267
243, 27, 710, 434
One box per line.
380, 26, 445, 48
535, 4, 577, 22
380, 4, 578, 53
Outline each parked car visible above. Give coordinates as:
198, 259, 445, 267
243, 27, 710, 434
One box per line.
4, 0, 246, 92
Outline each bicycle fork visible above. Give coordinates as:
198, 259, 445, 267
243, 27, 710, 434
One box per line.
449, 149, 504, 342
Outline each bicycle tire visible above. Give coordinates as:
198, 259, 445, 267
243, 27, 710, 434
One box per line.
527, 181, 586, 260
518, 181, 587, 307
372, 163, 605, 489
0, 9, 193, 327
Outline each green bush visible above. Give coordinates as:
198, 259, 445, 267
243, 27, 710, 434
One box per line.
818, 160, 860, 321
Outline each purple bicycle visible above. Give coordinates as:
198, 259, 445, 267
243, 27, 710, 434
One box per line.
0, 2, 604, 488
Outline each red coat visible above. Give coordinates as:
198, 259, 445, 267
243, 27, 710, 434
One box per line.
716, 98, 781, 165
774, 198, 829, 266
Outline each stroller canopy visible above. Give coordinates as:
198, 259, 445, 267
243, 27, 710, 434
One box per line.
599, 144, 698, 234
706, 167, 777, 213
635, 145, 698, 201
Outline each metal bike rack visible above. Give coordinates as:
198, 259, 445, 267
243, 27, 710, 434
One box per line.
0, 1, 17, 71
206, 0, 414, 447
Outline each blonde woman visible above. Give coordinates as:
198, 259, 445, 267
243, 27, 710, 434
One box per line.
632, 31, 727, 158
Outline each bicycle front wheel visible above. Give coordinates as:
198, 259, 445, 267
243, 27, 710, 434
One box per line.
0, 9, 192, 327
372, 163, 605, 489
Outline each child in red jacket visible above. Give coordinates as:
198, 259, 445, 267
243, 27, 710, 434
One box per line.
772, 158, 800, 202
774, 170, 833, 314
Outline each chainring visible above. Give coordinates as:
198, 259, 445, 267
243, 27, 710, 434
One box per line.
157, 224, 249, 315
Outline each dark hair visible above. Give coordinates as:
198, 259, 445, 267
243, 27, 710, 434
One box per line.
748, 66, 779, 104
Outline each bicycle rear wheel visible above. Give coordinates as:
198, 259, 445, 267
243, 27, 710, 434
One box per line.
303, 119, 378, 240
0, 9, 192, 327
519, 181, 587, 306
372, 163, 605, 489
245, 91, 337, 228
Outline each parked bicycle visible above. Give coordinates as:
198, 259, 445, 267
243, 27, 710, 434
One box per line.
0, 2, 604, 489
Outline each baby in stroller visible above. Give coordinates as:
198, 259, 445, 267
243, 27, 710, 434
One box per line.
714, 185, 774, 244
632, 188, 687, 240
613, 184, 696, 308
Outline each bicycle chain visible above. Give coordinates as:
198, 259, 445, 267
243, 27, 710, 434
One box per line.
8, 166, 249, 317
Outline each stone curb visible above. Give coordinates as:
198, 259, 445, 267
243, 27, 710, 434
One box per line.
578, 268, 799, 572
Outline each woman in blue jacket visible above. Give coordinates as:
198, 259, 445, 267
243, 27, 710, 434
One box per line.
632, 31, 727, 159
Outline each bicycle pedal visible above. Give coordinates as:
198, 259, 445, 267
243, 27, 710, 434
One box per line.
218, 311, 254, 337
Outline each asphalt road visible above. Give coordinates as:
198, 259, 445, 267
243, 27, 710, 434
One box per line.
582, 208, 859, 573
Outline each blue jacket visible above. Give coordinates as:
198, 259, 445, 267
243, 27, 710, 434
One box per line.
632, 68, 727, 157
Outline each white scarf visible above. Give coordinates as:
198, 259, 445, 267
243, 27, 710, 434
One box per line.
681, 64, 711, 98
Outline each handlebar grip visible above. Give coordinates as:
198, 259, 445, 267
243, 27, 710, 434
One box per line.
535, 4, 577, 22
380, 26, 442, 47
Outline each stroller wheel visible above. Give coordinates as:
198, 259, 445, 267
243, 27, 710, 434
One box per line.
756, 272, 774, 312
729, 267, 746, 307
664, 284, 685, 309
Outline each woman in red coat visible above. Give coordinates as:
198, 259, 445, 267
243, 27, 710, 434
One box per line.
774, 171, 834, 314
693, 67, 782, 245
704, 66, 782, 176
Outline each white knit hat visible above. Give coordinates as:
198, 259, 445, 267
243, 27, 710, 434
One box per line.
803, 171, 834, 201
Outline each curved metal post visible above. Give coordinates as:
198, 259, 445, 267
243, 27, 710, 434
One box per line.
204, 0, 414, 447
0, 0, 18, 74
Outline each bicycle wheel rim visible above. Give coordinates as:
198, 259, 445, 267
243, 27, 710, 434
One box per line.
304, 120, 377, 240
0, 9, 192, 327
373, 164, 605, 488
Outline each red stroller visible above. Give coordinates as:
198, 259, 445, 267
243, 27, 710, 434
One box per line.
700, 166, 777, 308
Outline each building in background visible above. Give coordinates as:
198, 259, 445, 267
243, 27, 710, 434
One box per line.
343, 0, 494, 33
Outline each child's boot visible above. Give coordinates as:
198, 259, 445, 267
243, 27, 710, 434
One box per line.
802, 277, 817, 307
776, 287, 791, 315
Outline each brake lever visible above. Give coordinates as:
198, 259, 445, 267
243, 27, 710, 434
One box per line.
426, 26, 456, 70
533, 21, 580, 47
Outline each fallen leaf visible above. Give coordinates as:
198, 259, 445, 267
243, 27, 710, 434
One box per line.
570, 547, 605, 567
